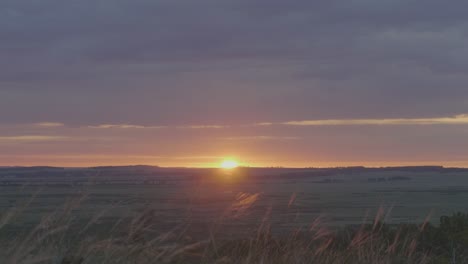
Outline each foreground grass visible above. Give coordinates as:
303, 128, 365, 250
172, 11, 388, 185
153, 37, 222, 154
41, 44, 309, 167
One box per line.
1, 193, 468, 264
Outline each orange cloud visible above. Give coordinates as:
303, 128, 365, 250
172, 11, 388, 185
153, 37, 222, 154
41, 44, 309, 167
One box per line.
34, 122, 65, 127
221, 136, 300, 141
277, 114, 468, 126
88, 124, 165, 129
0, 135, 71, 143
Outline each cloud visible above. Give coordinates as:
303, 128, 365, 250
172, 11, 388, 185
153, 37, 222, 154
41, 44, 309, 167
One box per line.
0, 135, 71, 143
276, 114, 468, 126
177, 125, 229, 129
0, 0, 468, 129
18, 113, 468, 131
221, 136, 300, 141
255, 122, 275, 126
2, 0, 468, 127
88, 124, 166, 129
34, 122, 65, 127
88, 124, 228, 129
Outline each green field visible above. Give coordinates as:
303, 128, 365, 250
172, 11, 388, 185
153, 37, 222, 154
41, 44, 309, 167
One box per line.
1, 167, 468, 263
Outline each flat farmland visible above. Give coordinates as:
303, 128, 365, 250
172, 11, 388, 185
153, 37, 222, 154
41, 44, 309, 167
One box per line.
1, 167, 468, 238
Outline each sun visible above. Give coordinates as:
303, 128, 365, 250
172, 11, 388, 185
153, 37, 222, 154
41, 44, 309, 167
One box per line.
220, 160, 239, 169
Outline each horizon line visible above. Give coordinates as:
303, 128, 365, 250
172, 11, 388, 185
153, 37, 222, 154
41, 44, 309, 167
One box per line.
1, 164, 467, 169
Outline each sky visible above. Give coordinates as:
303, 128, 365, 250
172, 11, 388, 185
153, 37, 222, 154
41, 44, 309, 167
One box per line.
1, 0, 468, 167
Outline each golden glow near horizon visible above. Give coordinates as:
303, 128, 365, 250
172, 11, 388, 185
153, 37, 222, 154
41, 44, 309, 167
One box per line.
220, 160, 239, 169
